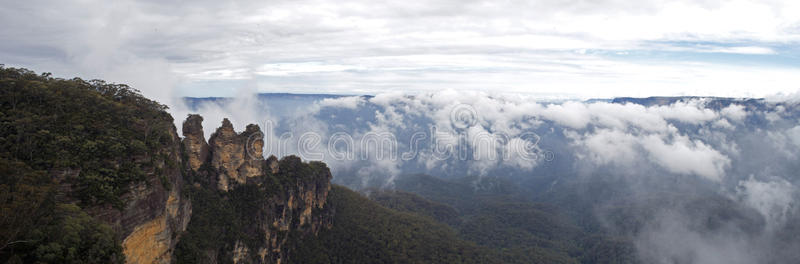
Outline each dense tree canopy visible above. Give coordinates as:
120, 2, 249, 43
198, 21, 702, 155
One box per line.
0, 66, 173, 263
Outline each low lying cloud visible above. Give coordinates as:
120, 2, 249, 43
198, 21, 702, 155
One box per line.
182, 90, 789, 186
737, 176, 796, 230
182, 91, 800, 263
318, 96, 366, 110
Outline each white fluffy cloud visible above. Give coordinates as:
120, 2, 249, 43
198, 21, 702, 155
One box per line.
640, 134, 729, 181
650, 100, 718, 124
568, 129, 640, 167
309, 91, 747, 182
721, 104, 748, 122
737, 176, 796, 229
541, 102, 592, 129
568, 129, 730, 182
318, 96, 366, 109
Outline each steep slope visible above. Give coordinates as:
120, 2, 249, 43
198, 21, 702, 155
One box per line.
174, 116, 333, 264
387, 174, 638, 263
289, 185, 505, 264
368, 189, 461, 226
290, 183, 620, 263
0, 66, 191, 263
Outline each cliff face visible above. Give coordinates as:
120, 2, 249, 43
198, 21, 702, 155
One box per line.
95, 114, 332, 264
86, 119, 192, 264
182, 114, 209, 172
257, 156, 333, 263
56, 114, 332, 264
176, 116, 333, 264
207, 118, 264, 191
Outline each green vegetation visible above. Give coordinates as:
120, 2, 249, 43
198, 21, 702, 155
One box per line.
4, 204, 124, 264
173, 155, 332, 263
380, 174, 638, 263
290, 182, 634, 263
173, 179, 294, 264
0, 66, 173, 263
369, 189, 460, 225
172, 184, 246, 264
0, 66, 174, 207
290, 185, 502, 264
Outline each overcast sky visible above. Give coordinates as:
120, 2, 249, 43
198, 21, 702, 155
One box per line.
2, 0, 800, 101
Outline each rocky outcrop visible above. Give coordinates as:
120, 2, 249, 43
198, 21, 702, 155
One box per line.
120, 185, 191, 264
182, 114, 209, 172
252, 155, 333, 263
60, 114, 332, 264
267, 155, 279, 174
91, 114, 333, 264
178, 116, 333, 264
207, 118, 265, 191
120, 124, 192, 264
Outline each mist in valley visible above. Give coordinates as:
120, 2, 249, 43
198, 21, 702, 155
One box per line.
175, 91, 800, 263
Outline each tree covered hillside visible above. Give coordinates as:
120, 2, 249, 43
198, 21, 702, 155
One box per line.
382, 174, 638, 263
289, 185, 504, 263
0, 66, 175, 263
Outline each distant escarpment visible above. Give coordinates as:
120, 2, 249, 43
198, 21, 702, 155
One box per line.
174, 115, 333, 264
